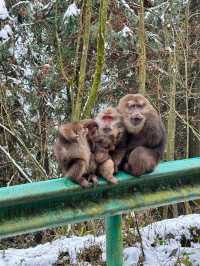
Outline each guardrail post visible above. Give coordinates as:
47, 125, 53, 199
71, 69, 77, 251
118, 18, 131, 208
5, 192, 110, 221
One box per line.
106, 214, 123, 266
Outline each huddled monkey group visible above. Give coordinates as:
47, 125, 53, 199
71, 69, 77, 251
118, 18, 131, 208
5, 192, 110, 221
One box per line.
53, 94, 166, 188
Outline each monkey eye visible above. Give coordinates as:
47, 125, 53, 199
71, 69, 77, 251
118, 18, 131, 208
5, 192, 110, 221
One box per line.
128, 104, 136, 110
136, 103, 145, 109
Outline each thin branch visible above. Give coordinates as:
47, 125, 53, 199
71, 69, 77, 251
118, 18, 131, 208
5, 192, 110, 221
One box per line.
0, 123, 48, 179
0, 145, 32, 183
132, 212, 145, 259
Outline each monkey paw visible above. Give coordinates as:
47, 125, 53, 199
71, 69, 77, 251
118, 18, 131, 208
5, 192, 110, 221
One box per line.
82, 128, 88, 137
106, 176, 118, 184
95, 152, 109, 164
80, 179, 92, 188
78, 128, 88, 139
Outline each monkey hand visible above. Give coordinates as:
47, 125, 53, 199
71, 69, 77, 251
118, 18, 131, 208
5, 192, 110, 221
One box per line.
78, 128, 88, 138
95, 151, 110, 164
106, 176, 118, 184
79, 178, 93, 188
77, 128, 89, 145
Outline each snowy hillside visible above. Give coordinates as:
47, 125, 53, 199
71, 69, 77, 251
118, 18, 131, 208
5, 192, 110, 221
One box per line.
1, 214, 200, 266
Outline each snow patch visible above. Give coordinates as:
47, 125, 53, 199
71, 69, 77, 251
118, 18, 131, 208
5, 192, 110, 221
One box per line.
0, 24, 12, 40
1, 214, 200, 265
0, 0, 9, 20
0, 235, 106, 266
120, 0, 134, 14
120, 25, 133, 37
63, 3, 80, 21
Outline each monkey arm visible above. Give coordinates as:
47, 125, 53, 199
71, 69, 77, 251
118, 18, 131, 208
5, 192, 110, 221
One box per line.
144, 116, 166, 161
110, 137, 127, 173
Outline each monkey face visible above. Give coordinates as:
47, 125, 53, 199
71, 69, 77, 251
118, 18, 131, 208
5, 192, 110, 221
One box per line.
118, 94, 154, 134
95, 107, 125, 140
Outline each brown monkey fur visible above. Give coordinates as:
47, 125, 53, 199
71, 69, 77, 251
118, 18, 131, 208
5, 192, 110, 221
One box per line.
94, 107, 127, 174
84, 107, 125, 185
53, 117, 121, 188
53, 122, 92, 188
117, 94, 166, 176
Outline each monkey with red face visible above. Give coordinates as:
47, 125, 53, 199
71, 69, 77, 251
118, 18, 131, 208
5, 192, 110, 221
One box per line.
94, 107, 127, 181
117, 94, 166, 176
95, 107, 126, 163
53, 113, 124, 187
82, 117, 119, 185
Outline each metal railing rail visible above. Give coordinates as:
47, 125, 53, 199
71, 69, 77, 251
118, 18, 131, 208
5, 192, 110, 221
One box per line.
1, 157, 200, 266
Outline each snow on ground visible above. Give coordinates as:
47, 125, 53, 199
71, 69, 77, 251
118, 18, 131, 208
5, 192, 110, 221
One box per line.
1, 214, 200, 265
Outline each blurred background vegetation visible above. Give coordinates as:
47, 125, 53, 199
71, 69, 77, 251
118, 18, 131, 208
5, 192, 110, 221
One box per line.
1, 0, 200, 253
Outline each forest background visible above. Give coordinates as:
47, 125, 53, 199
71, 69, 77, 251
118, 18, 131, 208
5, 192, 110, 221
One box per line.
0, 0, 200, 251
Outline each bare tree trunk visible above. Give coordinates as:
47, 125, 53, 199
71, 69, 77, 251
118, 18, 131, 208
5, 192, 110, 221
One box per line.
138, 0, 146, 95
163, 4, 178, 217
188, 0, 200, 158
72, 0, 92, 121
167, 49, 177, 161
83, 0, 109, 118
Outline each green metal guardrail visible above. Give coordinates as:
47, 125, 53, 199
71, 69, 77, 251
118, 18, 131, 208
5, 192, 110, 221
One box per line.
1, 157, 200, 265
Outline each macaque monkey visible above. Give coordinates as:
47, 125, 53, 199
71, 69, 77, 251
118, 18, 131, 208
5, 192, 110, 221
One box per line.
84, 115, 119, 185
53, 119, 119, 188
117, 94, 166, 176
53, 122, 92, 188
94, 107, 127, 176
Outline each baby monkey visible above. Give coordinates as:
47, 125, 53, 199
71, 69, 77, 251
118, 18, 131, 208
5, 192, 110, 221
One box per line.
53, 115, 121, 187
83, 116, 119, 185
92, 107, 126, 182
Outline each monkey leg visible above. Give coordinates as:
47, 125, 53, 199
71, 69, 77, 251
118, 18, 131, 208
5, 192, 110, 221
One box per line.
65, 159, 92, 188
98, 159, 118, 184
126, 146, 157, 176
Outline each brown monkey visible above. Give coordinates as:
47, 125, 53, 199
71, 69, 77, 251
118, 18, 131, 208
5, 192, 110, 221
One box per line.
94, 107, 127, 176
54, 119, 119, 187
53, 122, 92, 188
83, 115, 119, 185
117, 94, 166, 176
